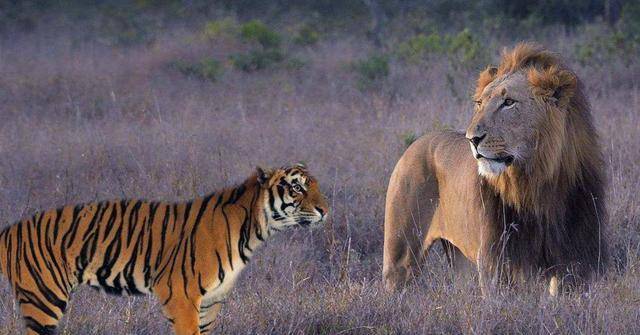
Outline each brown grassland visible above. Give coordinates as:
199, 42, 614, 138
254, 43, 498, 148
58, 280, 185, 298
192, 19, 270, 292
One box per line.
0, 12, 639, 334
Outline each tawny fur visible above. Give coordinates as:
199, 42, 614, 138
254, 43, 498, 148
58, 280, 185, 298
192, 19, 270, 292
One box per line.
383, 43, 606, 293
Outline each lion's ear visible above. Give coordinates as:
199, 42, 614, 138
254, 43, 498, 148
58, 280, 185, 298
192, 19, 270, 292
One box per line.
475, 66, 498, 99
528, 66, 577, 108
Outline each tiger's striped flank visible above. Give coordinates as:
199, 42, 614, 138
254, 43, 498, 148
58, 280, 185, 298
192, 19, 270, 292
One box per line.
0, 164, 328, 335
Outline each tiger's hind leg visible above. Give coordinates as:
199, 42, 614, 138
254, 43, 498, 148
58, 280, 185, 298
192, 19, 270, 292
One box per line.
15, 286, 68, 335
198, 300, 222, 334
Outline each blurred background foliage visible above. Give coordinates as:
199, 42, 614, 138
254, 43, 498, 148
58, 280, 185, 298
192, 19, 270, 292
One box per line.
1, 0, 636, 38
0, 0, 638, 87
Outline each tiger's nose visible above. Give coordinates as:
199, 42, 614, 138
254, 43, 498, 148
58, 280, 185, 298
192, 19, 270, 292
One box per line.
467, 133, 487, 148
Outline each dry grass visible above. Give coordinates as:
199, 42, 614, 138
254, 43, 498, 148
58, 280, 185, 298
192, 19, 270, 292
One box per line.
0, 20, 639, 334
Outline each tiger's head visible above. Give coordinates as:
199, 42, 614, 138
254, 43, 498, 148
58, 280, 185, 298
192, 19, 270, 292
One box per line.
257, 164, 329, 230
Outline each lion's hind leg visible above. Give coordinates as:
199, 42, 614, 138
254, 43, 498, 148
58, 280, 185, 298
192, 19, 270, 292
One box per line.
383, 136, 441, 291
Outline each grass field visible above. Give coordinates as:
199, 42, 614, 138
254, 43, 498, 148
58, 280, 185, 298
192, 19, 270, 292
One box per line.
0, 17, 639, 334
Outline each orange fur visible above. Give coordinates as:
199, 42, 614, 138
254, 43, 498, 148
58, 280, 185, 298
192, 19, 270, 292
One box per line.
0, 165, 328, 335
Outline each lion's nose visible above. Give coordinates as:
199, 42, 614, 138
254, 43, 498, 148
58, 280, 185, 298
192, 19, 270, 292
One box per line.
468, 133, 487, 148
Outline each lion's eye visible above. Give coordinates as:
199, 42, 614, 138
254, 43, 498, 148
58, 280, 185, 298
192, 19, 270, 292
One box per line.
473, 100, 482, 107
503, 98, 516, 107
291, 184, 302, 193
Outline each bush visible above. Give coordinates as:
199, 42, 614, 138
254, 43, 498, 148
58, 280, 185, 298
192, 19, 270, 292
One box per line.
445, 28, 485, 67
240, 20, 281, 49
620, 2, 640, 44
98, 5, 156, 46
574, 28, 634, 66
396, 28, 486, 69
403, 132, 419, 148
285, 57, 307, 71
294, 25, 320, 45
230, 49, 284, 72
202, 17, 238, 40
228, 20, 289, 72
397, 34, 427, 63
397, 33, 443, 63
352, 54, 389, 90
171, 58, 223, 81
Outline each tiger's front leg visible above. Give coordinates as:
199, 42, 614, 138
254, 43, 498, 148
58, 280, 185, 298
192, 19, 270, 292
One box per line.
155, 283, 202, 335
159, 296, 201, 335
198, 300, 222, 334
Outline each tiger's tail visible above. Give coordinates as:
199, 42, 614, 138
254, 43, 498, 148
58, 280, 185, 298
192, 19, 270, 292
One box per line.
0, 226, 7, 277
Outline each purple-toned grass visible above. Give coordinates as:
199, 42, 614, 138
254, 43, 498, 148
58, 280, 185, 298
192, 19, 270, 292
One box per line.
0, 21, 639, 334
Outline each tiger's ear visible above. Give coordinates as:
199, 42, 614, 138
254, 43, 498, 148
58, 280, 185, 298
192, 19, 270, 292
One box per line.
294, 162, 307, 170
256, 166, 273, 187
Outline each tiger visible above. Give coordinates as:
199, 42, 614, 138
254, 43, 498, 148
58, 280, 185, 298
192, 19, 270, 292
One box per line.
0, 163, 329, 335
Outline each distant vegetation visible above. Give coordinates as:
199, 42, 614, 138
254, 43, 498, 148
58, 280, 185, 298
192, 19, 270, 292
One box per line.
2, 0, 637, 90
1, 0, 635, 32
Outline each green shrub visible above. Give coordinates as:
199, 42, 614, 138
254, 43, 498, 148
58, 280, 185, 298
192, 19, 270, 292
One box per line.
202, 17, 238, 40
575, 43, 595, 65
230, 49, 284, 72
240, 20, 281, 49
396, 29, 485, 68
294, 25, 320, 45
230, 20, 289, 72
352, 54, 389, 90
574, 29, 634, 66
98, 5, 156, 46
285, 57, 307, 71
198, 59, 224, 81
397, 33, 443, 63
445, 28, 485, 67
171, 58, 223, 81
620, 2, 640, 44
403, 132, 419, 148
397, 34, 427, 63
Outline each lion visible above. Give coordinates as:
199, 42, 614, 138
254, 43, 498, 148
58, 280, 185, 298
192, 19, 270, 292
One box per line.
383, 43, 606, 295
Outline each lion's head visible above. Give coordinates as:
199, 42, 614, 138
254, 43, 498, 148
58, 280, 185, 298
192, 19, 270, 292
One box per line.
465, 43, 598, 211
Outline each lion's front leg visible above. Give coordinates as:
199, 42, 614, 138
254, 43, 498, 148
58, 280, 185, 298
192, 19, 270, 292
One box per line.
383, 211, 423, 291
